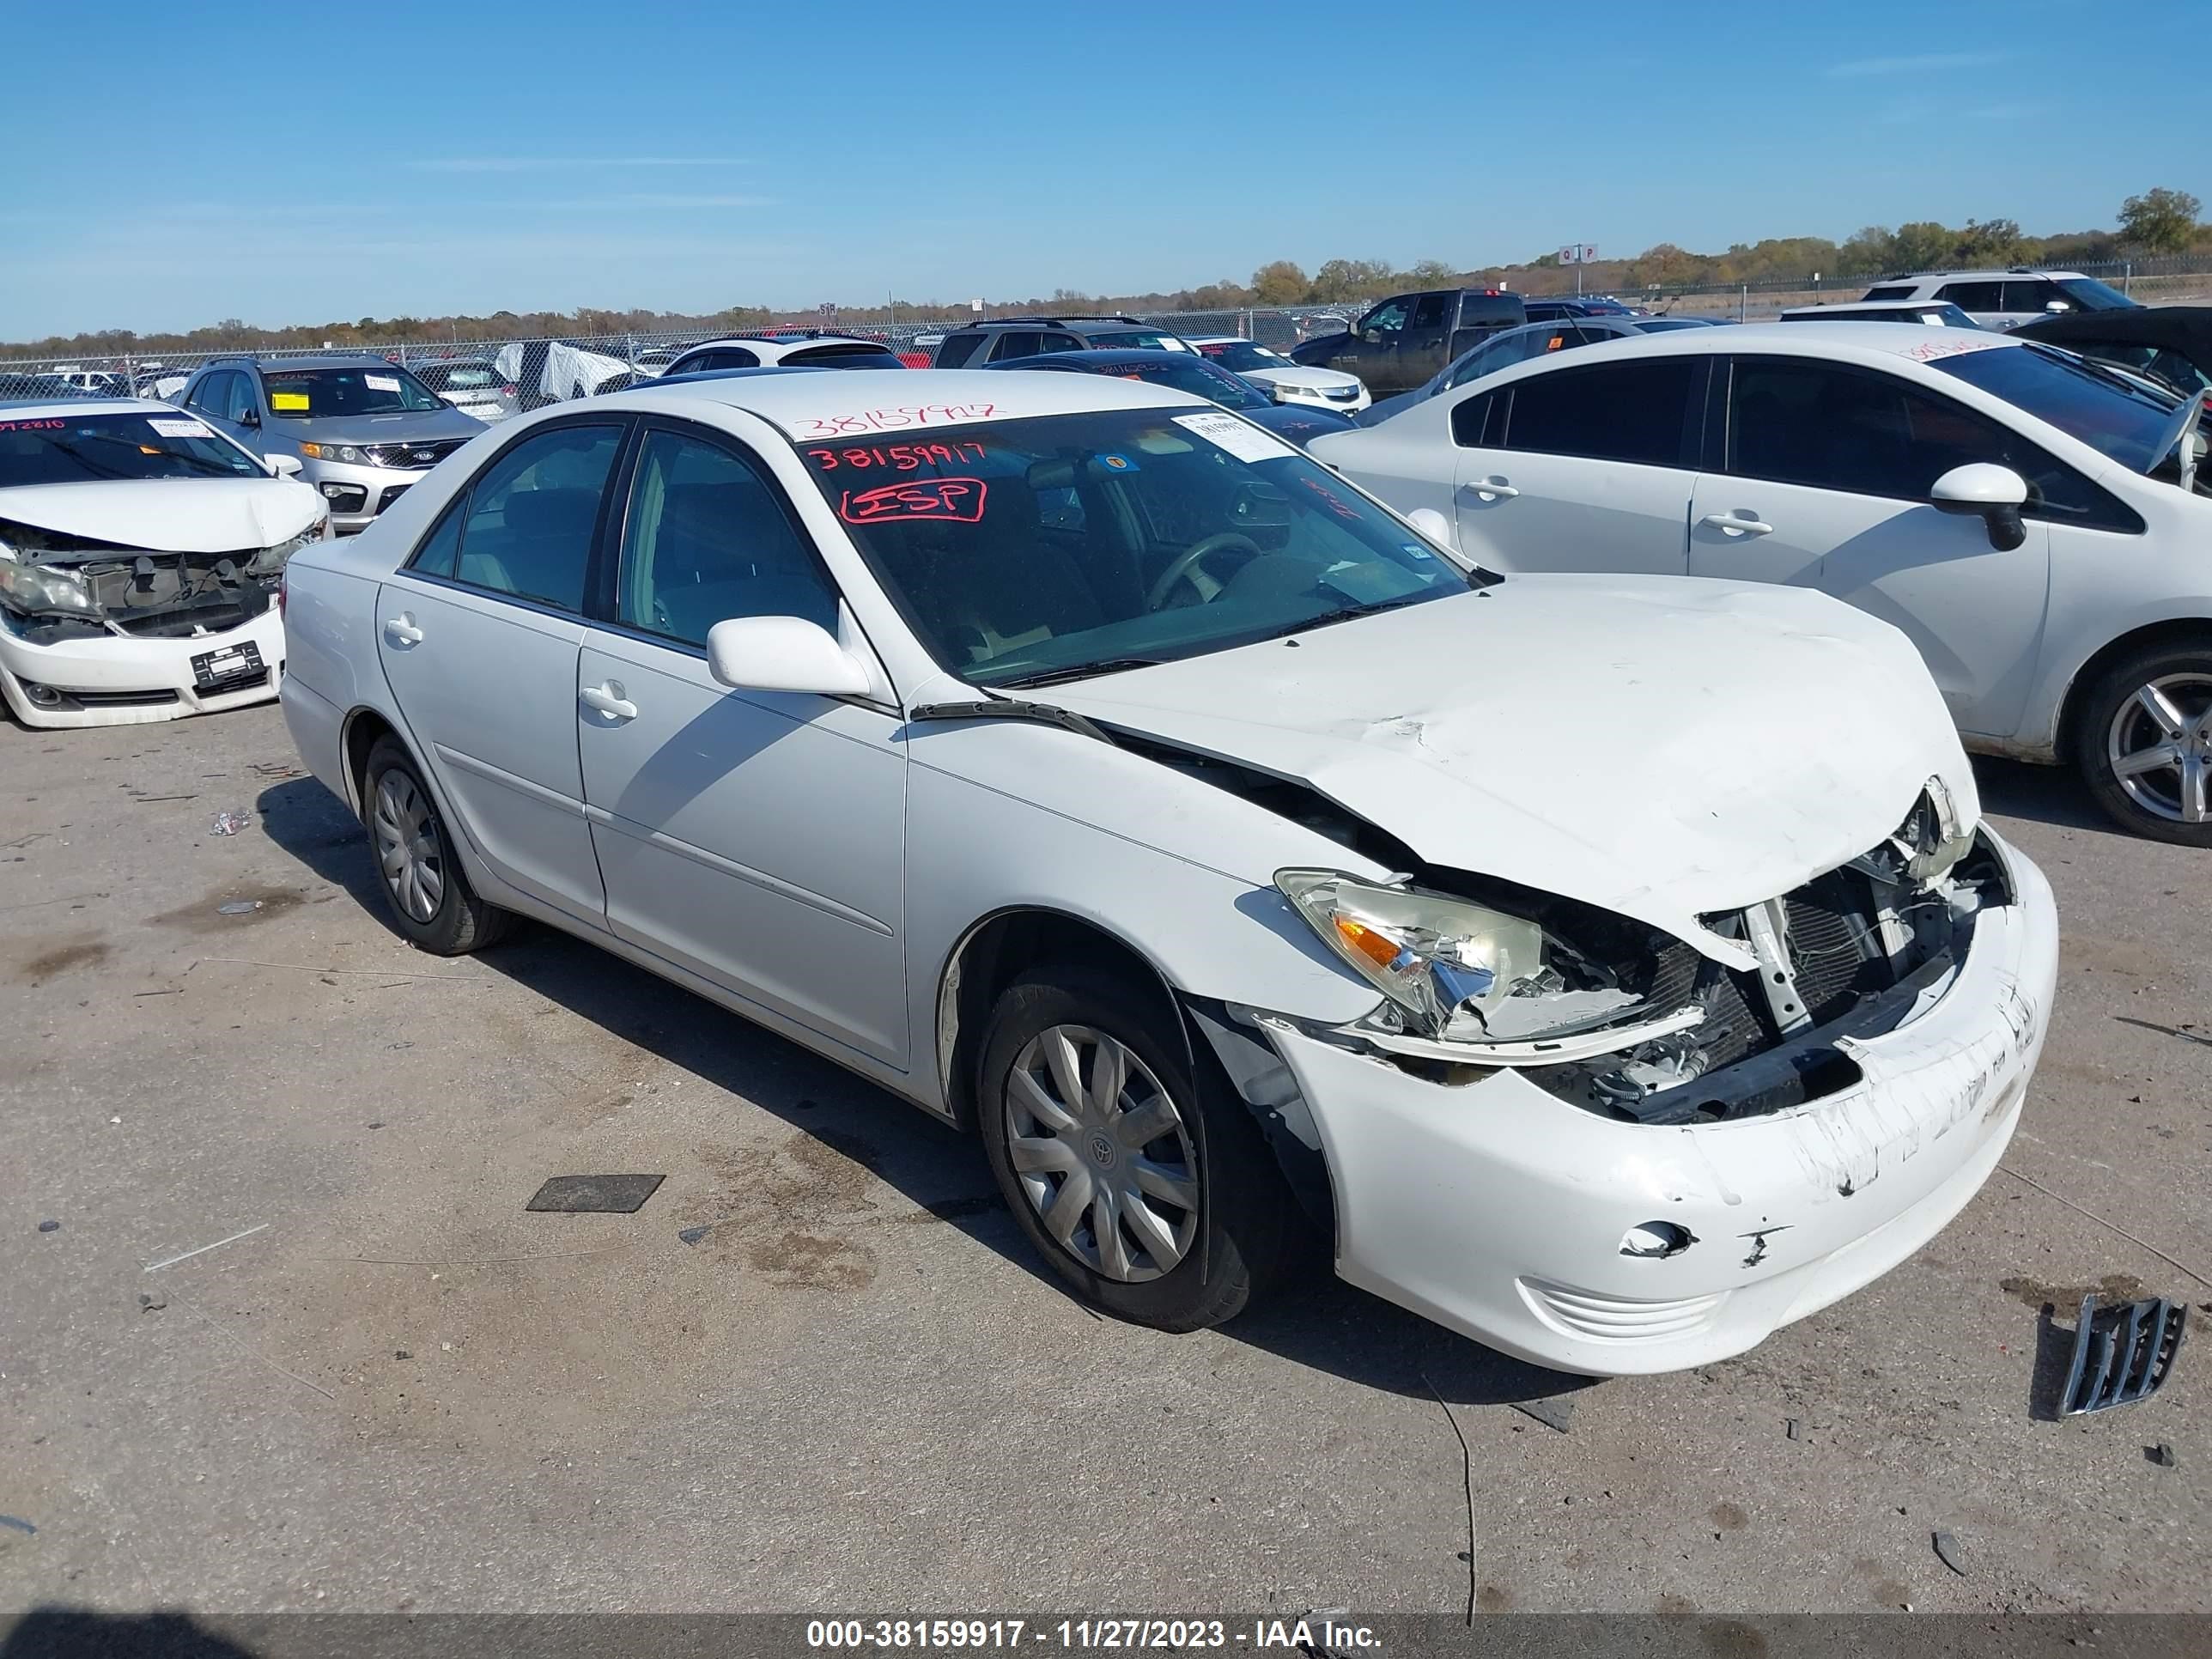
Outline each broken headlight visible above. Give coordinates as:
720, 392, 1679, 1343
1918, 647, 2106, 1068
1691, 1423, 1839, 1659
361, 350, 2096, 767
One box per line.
0, 549, 98, 617
246, 519, 331, 575
1277, 869, 1644, 1045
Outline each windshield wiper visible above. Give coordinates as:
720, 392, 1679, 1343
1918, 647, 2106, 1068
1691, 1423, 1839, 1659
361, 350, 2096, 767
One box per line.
990, 656, 1164, 690
53, 432, 239, 477
906, 698, 1116, 746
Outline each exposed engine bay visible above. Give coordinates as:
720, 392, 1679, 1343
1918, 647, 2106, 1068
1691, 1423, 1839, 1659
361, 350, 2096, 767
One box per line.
0, 516, 301, 644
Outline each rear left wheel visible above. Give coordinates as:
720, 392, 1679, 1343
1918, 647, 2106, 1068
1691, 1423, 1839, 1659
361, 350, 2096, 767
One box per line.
362, 736, 511, 953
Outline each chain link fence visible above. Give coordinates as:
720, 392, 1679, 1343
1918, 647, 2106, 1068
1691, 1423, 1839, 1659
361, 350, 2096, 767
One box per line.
7, 252, 2211, 410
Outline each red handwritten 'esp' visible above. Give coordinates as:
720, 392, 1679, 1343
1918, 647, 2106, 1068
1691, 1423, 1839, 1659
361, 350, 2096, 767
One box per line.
839, 478, 988, 526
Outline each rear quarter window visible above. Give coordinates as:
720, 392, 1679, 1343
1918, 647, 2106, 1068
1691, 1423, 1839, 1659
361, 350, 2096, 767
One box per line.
932, 334, 984, 369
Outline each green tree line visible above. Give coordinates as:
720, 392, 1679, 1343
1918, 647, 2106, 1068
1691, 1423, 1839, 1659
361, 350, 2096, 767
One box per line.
6, 189, 2201, 361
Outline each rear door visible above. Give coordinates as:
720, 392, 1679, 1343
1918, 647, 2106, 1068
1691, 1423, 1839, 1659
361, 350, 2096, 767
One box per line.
1447, 353, 1705, 576
1327, 295, 1415, 390
1687, 356, 2051, 735
1399, 292, 1455, 386
574, 420, 909, 1066
374, 417, 629, 926
1934, 279, 2010, 329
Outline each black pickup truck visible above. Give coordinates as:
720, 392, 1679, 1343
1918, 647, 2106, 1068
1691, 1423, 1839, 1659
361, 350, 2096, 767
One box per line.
1290, 288, 1528, 395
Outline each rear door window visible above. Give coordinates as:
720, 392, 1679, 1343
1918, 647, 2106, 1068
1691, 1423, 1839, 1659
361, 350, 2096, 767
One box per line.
1409, 294, 1452, 331
1500, 357, 1702, 467
1936, 281, 2007, 311
932, 333, 983, 369
2001, 278, 2060, 315
449, 423, 627, 611
987, 332, 1047, 362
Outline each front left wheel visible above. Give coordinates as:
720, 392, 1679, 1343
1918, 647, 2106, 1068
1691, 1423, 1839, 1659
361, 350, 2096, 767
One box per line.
976, 966, 1297, 1333
362, 735, 512, 954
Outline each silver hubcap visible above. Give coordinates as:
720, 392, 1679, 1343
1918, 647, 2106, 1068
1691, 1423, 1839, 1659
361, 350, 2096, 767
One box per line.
2107, 673, 2212, 824
1004, 1024, 1199, 1284
372, 771, 446, 923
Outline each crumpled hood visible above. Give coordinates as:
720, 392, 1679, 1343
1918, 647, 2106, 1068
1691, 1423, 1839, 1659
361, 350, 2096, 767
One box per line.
272, 404, 487, 446
1036, 575, 1978, 954
0, 478, 324, 556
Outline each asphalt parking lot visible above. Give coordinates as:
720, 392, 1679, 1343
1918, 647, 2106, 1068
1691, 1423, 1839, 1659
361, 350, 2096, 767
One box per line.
3, 702, 2205, 1618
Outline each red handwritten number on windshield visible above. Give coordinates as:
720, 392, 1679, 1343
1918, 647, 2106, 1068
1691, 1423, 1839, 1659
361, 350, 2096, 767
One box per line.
839, 478, 988, 526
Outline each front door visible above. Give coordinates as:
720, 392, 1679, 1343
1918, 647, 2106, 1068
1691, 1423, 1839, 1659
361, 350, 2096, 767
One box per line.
574, 422, 909, 1066
374, 418, 628, 926
1692, 356, 2054, 736
1446, 354, 1704, 577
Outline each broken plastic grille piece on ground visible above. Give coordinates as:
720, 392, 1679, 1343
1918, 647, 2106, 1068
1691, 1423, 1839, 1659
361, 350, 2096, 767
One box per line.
2059, 1293, 2188, 1415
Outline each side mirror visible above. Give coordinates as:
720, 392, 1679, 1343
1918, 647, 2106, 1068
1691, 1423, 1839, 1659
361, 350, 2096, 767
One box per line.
1931, 463, 2028, 551
267, 453, 303, 478
1406, 507, 1455, 549
238, 408, 261, 428
706, 616, 872, 698
2044, 300, 2071, 313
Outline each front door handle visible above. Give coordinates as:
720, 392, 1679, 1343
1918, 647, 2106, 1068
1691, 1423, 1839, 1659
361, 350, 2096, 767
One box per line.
1699, 511, 1774, 538
383, 615, 423, 647
1461, 477, 1519, 501
580, 681, 638, 721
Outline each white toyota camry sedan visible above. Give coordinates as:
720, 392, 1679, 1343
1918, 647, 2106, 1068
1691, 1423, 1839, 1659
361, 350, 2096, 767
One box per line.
278, 368, 2057, 1376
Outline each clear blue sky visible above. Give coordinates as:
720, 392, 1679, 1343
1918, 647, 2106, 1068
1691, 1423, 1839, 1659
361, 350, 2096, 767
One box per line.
3, 0, 2201, 338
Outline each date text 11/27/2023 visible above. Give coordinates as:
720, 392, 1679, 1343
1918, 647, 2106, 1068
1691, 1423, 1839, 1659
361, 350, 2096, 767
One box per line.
805, 1620, 1383, 1651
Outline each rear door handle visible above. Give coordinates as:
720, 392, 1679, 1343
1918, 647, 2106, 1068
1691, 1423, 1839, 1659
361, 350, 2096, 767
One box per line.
1461, 477, 1519, 501
580, 681, 638, 721
1699, 511, 1774, 538
383, 615, 423, 647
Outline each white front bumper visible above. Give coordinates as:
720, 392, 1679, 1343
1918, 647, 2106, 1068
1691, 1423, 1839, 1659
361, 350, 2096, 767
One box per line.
0, 605, 284, 728
1270, 380, 1370, 415
1264, 832, 2059, 1376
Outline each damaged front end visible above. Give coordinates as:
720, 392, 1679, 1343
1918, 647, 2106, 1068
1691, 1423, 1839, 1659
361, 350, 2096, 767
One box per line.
1276, 780, 2014, 1124
0, 516, 323, 646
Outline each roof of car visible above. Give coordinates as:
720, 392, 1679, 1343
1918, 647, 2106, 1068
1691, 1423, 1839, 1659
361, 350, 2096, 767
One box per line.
596, 366, 1204, 438
1457, 322, 2028, 389
949, 316, 1164, 332
0, 394, 180, 417
1784, 299, 1964, 314
200, 353, 402, 373
1878, 269, 2093, 284
987, 349, 1218, 371
678, 333, 891, 356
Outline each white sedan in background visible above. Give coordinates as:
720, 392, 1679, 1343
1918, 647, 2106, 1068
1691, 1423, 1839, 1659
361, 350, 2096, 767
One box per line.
277, 368, 2055, 1376
1310, 325, 2212, 842
1189, 337, 1370, 415
1, 398, 328, 726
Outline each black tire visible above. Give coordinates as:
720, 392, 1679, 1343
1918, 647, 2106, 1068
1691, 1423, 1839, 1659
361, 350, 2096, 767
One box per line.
2075, 638, 2212, 846
361, 736, 512, 953
976, 965, 1297, 1333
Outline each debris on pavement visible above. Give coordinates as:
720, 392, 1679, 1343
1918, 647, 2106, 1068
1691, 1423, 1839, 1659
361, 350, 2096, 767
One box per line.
1510, 1394, 1576, 1434
216, 900, 263, 915
137, 1291, 167, 1312
36, 1220, 58, 1233
1421, 1372, 1477, 1626
2147, 1443, 2177, 1468
2059, 1293, 2190, 1415
1785, 1417, 1803, 1441
526, 1174, 666, 1214
208, 811, 251, 836
1933, 1529, 1967, 1577
143, 1222, 269, 1272
678, 1224, 714, 1246
0, 1516, 36, 1536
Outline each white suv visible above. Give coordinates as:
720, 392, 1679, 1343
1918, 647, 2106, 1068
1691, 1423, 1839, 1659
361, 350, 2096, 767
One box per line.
1309, 325, 2212, 842
1858, 269, 2138, 331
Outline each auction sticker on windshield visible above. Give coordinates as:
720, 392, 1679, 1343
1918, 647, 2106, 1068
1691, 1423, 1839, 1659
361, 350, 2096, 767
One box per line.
365, 374, 401, 392
147, 417, 213, 439
1173, 410, 1297, 464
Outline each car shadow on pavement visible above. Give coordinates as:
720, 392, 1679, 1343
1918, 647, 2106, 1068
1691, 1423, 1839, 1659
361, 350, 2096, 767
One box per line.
1968, 756, 2108, 834
1, 1607, 260, 1659
256, 775, 1595, 1409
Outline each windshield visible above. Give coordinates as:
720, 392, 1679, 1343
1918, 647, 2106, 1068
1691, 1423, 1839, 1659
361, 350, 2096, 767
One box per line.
2056, 277, 2137, 313
785, 344, 907, 370
263, 365, 443, 418
1202, 341, 1295, 372
798, 408, 1471, 687
1931, 343, 2182, 473
434, 365, 503, 390
1103, 331, 1187, 352
0, 410, 264, 486
1093, 357, 1269, 411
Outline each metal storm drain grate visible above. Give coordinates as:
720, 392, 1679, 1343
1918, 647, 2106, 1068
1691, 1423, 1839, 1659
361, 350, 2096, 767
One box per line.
525, 1175, 666, 1214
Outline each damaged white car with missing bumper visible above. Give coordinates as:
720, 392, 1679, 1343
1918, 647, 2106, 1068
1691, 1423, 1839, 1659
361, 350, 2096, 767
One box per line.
1, 398, 328, 727
276, 368, 2057, 1376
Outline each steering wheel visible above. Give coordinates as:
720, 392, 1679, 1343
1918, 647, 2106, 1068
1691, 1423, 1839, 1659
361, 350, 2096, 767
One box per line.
1146, 532, 1264, 610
